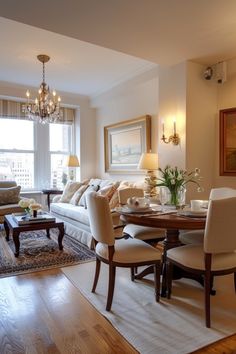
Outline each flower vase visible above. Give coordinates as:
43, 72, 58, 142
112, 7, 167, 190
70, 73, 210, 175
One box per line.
169, 187, 186, 207
169, 190, 178, 206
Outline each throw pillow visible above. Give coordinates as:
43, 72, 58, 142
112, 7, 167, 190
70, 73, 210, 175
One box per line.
88, 178, 101, 187
109, 189, 119, 209
97, 184, 118, 201
60, 181, 83, 203
70, 185, 88, 205
79, 185, 99, 208
0, 186, 21, 205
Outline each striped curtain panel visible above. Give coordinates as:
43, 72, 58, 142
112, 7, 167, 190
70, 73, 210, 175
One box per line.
0, 99, 75, 124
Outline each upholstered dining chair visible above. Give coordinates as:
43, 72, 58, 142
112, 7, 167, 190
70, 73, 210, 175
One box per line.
86, 192, 162, 311
118, 187, 165, 241
179, 187, 236, 245
167, 197, 236, 328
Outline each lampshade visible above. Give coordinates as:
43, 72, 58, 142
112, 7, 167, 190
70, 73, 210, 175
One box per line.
65, 155, 80, 167
138, 152, 159, 171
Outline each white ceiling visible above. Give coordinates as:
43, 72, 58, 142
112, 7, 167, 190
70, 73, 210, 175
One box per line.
1, 0, 236, 97
0, 17, 156, 98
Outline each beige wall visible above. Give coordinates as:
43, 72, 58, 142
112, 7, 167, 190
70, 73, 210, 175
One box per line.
158, 62, 186, 169
186, 62, 217, 201
92, 68, 159, 182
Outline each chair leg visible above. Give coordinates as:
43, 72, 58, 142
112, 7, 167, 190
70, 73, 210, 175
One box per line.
166, 260, 173, 299
106, 265, 116, 311
154, 263, 160, 302
92, 258, 101, 293
205, 270, 211, 328
130, 267, 135, 281
234, 272, 236, 293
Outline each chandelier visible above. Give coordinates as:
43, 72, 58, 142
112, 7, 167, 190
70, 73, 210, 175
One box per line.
23, 54, 61, 123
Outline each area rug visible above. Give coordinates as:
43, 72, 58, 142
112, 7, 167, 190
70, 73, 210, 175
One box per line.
63, 262, 236, 354
0, 228, 95, 278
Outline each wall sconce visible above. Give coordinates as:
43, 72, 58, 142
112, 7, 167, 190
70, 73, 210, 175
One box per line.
161, 118, 180, 145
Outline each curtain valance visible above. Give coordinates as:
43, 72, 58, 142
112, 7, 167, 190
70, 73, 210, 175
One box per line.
0, 99, 75, 124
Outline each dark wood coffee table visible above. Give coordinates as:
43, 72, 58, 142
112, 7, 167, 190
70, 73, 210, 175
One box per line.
4, 214, 64, 257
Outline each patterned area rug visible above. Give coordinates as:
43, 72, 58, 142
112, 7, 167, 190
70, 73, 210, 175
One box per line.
0, 227, 95, 278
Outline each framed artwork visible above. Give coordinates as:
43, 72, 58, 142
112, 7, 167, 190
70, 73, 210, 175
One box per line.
220, 107, 236, 175
104, 115, 151, 173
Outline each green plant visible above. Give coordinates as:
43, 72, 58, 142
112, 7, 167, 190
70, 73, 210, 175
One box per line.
155, 165, 203, 205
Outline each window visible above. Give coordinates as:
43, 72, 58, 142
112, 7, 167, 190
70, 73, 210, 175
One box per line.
50, 124, 72, 190
0, 118, 73, 190
0, 119, 34, 189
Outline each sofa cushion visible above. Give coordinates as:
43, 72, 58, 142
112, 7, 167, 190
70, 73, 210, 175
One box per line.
79, 185, 100, 207
0, 186, 21, 205
51, 202, 90, 226
60, 181, 83, 203
70, 184, 88, 205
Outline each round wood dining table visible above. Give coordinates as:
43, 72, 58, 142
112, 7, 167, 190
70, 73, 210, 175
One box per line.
120, 211, 206, 296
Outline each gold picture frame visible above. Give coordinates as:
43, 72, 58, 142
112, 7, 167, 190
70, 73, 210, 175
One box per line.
220, 107, 236, 175
104, 115, 151, 173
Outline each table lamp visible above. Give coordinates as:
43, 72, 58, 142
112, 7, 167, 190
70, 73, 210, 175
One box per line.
138, 152, 159, 197
65, 155, 80, 181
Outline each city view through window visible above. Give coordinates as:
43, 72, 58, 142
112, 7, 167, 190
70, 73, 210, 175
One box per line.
0, 118, 72, 190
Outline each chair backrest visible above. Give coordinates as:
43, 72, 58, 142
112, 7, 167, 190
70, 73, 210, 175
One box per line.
118, 187, 144, 205
209, 187, 236, 200
204, 197, 236, 254
86, 191, 115, 246
0, 181, 17, 189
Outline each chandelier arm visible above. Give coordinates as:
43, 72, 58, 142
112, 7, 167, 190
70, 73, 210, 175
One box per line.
23, 54, 61, 123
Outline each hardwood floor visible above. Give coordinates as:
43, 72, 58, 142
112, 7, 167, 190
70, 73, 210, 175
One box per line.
191, 333, 236, 354
0, 268, 235, 354
0, 269, 137, 354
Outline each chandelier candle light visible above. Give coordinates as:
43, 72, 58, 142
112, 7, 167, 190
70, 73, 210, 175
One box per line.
23, 54, 61, 123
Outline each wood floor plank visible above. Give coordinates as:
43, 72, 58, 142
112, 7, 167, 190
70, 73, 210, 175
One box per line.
0, 269, 137, 354
0, 268, 235, 353
191, 333, 236, 353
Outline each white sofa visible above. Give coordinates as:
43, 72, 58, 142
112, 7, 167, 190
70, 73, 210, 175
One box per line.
50, 178, 134, 248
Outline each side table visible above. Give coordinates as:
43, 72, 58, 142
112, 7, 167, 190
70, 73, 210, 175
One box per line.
42, 189, 63, 210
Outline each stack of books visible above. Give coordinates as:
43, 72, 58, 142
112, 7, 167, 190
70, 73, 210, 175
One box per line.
12, 213, 56, 225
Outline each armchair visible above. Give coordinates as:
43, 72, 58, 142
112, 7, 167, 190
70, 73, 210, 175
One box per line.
0, 181, 23, 223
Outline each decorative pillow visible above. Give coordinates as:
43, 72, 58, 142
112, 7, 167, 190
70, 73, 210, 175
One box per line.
70, 185, 88, 205
109, 189, 119, 209
60, 181, 83, 203
99, 179, 118, 189
0, 186, 21, 205
97, 183, 119, 201
88, 178, 101, 187
79, 185, 99, 208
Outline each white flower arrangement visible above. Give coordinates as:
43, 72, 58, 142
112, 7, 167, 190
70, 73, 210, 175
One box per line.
18, 198, 41, 214
155, 165, 203, 206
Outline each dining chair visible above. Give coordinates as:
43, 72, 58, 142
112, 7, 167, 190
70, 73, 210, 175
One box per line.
179, 187, 236, 245
167, 196, 236, 327
86, 191, 162, 311
118, 187, 165, 241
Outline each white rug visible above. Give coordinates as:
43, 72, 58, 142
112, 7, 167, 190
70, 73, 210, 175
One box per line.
62, 262, 236, 354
